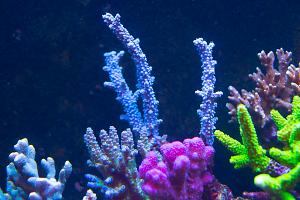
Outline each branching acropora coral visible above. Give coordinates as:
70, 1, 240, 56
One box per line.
194, 38, 223, 146
84, 127, 149, 199
254, 163, 300, 200
227, 49, 294, 128
269, 96, 300, 167
102, 13, 162, 137
215, 104, 270, 172
216, 96, 300, 199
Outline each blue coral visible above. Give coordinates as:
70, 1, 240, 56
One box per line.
194, 38, 223, 146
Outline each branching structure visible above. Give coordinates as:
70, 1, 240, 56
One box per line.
227, 49, 294, 128
0, 138, 72, 200
216, 96, 300, 199
194, 38, 223, 146
102, 13, 162, 138
83, 12, 223, 200
83, 127, 148, 199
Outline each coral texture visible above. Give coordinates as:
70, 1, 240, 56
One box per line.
139, 137, 214, 200
194, 38, 223, 146
227, 49, 294, 128
0, 138, 72, 200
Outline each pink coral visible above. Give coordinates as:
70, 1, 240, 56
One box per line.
139, 137, 214, 200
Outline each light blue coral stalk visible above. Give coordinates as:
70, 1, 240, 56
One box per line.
194, 38, 223, 146
102, 13, 161, 137
103, 51, 144, 134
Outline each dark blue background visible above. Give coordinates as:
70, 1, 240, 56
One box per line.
1, 0, 300, 199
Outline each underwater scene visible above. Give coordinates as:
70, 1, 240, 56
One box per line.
1, 0, 300, 199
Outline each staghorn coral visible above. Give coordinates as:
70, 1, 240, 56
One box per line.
269, 96, 300, 168
254, 163, 300, 200
227, 49, 294, 128
83, 126, 150, 199
216, 97, 300, 199
102, 13, 162, 138
194, 38, 223, 146
287, 63, 300, 94
215, 104, 270, 172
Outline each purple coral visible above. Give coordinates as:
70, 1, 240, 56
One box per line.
227, 49, 294, 128
138, 137, 214, 200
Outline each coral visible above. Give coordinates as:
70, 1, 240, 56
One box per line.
242, 191, 271, 200
0, 138, 72, 200
227, 49, 294, 128
216, 98, 300, 199
269, 96, 300, 167
102, 50, 144, 136
287, 63, 300, 93
194, 38, 223, 146
254, 162, 300, 200
84, 126, 150, 199
138, 137, 214, 200
215, 104, 270, 172
83, 12, 223, 199
83, 189, 97, 200
102, 13, 162, 137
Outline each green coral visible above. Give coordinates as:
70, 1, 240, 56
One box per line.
215, 104, 270, 172
254, 162, 300, 200
216, 96, 300, 199
272, 96, 300, 143
269, 96, 300, 167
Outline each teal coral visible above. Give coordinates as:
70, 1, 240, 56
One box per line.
215, 104, 270, 172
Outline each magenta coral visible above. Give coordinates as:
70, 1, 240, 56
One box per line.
138, 137, 214, 200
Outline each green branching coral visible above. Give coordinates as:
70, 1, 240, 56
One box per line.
215, 104, 270, 172
269, 96, 300, 168
254, 162, 300, 200
272, 96, 300, 142
217, 97, 300, 199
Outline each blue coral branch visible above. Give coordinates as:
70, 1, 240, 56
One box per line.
102, 13, 161, 137
194, 38, 223, 146
103, 51, 144, 134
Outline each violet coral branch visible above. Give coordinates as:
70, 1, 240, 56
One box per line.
193, 38, 223, 146
227, 49, 294, 128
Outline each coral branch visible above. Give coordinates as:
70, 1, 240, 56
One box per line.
103, 51, 144, 135
102, 13, 162, 137
215, 104, 270, 172
193, 38, 222, 146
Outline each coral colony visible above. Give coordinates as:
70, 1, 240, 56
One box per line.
1, 12, 300, 200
